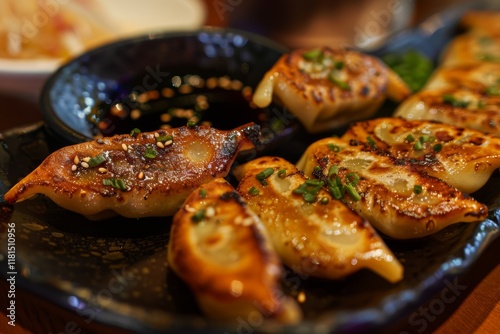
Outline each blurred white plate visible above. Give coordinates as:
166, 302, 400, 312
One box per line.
0, 0, 206, 99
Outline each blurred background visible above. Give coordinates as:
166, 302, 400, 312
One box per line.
0, 0, 484, 128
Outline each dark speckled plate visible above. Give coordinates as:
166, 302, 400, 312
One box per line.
2, 4, 500, 334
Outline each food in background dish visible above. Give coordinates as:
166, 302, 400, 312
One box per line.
459, 10, 500, 37
3, 123, 259, 219
233, 156, 403, 283
0, 0, 113, 59
395, 10, 500, 134
168, 178, 302, 324
342, 117, 500, 193
296, 137, 488, 239
394, 62, 500, 135
252, 46, 411, 133
440, 33, 500, 66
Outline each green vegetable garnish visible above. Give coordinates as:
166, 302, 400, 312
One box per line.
486, 85, 500, 96
414, 185, 423, 195
88, 154, 106, 167
433, 143, 443, 152
302, 49, 323, 62
366, 136, 377, 149
191, 209, 206, 222
278, 169, 287, 178
442, 95, 470, 108
130, 128, 141, 137
405, 134, 415, 143
156, 134, 173, 142
345, 184, 361, 202
103, 178, 127, 191
328, 72, 351, 91
249, 186, 260, 196
199, 189, 207, 198
256, 168, 274, 186
382, 50, 433, 92
327, 143, 341, 152
143, 147, 157, 159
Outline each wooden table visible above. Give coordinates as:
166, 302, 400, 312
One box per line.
1, 0, 499, 333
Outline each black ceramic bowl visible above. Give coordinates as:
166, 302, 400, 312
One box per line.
40, 27, 298, 153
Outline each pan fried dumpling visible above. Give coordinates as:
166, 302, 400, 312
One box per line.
342, 117, 500, 193
394, 89, 500, 136
253, 46, 410, 133
233, 156, 403, 283
296, 138, 488, 239
460, 11, 500, 37
394, 62, 500, 135
168, 178, 301, 324
3, 124, 259, 219
440, 33, 500, 66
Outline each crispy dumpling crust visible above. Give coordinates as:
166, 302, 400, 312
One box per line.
342, 117, 500, 193
4, 124, 259, 219
168, 178, 301, 324
253, 46, 410, 133
234, 156, 403, 283
297, 137, 488, 239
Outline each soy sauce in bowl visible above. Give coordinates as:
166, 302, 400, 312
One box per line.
88, 72, 298, 152
40, 28, 299, 156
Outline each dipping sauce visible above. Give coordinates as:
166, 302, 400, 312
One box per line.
88, 73, 298, 147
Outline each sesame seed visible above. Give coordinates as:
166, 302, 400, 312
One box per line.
185, 205, 196, 213
98, 167, 107, 173
156, 141, 165, 148
73, 156, 80, 164
138, 171, 144, 180
83, 157, 91, 162
96, 139, 104, 144
81, 162, 90, 168
71, 164, 77, 171
205, 206, 215, 217
122, 143, 128, 151
165, 140, 173, 146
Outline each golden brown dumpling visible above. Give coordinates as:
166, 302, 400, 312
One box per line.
168, 178, 301, 324
233, 156, 403, 283
296, 137, 488, 239
4, 124, 259, 219
342, 117, 500, 193
253, 46, 410, 133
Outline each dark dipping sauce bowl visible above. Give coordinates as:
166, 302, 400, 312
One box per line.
40, 27, 299, 157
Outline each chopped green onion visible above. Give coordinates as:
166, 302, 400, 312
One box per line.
314, 165, 321, 173
328, 184, 343, 199
419, 135, 430, 143
277, 169, 287, 178
256, 168, 274, 181
334, 61, 345, 70
328, 165, 339, 177
143, 147, 157, 159
187, 120, 197, 127
303, 192, 317, 203
442, 95, 470, 108
405, 134, 415, 143
88, 154, 106, 167
199, 189, 207, 198
346, 172, 360, 186
130, 128, 141, 137
302, 49, 323, 61
319, 197, 329, 205
345, 184, 361, 202
366, 136, 377, 149
327, 143, 341, 152
477, 53, 500, 62
328, 72, 351, 91
249, 186, 260, 196
156, 134, 173, 142
486, 85, 500, 96
103, 178, 127, 191
305, 179, 324, 187
191, 209, 206, 222
414, 185, 423, 195
433, 143, 443, 152
413, 141, 423, 151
